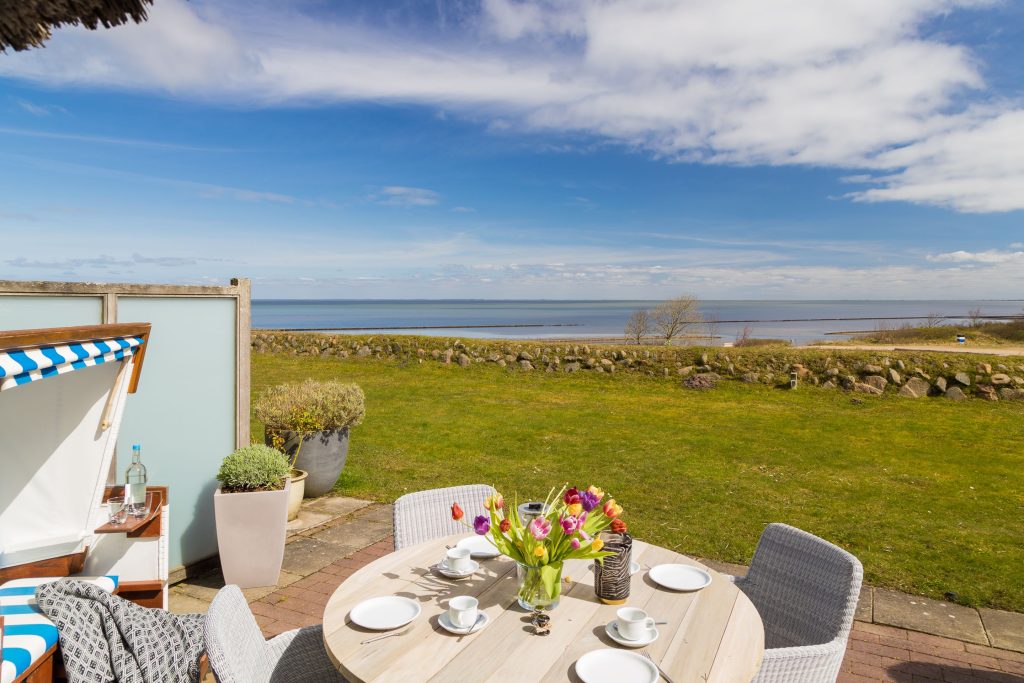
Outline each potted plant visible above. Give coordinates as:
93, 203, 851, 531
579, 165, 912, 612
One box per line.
266, 432, 308, 522
214, 444, 291, 588
255, 379, 365, 498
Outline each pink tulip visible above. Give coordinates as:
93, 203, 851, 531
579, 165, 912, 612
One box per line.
560, 515, 580, 535
528, 517, 551, 540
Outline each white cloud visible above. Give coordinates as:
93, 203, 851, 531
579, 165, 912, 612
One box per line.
371, 186, 440, 207
0, 0, 1021, 212
6, 220, 1024, 298
849, 111, 1024, 212
0, 126, 230, 150
196, 184, 294, 203
15, 99, 67, 116
927, 249, 1024, 264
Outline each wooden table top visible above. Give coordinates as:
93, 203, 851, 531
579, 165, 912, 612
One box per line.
323, 534, 764, 683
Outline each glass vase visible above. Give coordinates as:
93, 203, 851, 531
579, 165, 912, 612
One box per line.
516, 561, 563, 611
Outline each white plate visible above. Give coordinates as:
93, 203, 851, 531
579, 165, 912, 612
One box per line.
436, 558, 480, 578
605, 621, 659, 648
648, 564, 712, 591
575, 649, 658, 683
457, 535, 500, 559
349, 596, 421, 631
438, 610, 490, 635
589, 560, 642, 576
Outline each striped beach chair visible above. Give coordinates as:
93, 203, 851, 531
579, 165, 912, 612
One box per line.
0, 576, 117, 683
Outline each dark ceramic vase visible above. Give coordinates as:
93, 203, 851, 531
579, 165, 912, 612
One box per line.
266, 427, 349, 497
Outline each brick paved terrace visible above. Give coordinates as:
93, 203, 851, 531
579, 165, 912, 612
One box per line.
170, 495, 1024, 682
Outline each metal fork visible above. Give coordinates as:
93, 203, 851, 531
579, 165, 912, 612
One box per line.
361, 627, 411, 645
640, 651, 676, 683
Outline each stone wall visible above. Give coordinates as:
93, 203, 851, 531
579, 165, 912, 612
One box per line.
252, 331, 1024, 402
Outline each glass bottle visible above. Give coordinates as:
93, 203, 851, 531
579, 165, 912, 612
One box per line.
125, 444, 148, 518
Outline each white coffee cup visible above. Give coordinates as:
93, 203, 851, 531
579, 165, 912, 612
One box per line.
448, 595, 479, 628
616, 607, 656, 641
446, 547, 472, 572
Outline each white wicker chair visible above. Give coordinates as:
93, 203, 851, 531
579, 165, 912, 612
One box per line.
204, 585, 348, 683
736, 523, 863, 683
393, 484, 495, 550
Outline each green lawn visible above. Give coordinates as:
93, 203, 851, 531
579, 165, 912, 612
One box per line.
253, 352, 1024, 611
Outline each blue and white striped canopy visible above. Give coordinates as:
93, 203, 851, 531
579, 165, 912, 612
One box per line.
0, 336, 145, 392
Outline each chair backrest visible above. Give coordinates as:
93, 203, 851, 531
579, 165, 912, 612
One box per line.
393, 484, 495, 550
205, 585, 275, 683
741, 523, 863, 650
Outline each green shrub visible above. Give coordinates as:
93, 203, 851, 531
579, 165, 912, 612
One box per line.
254, 379, 365, 432
217, 444, 290, 493
733, 338, 791, 347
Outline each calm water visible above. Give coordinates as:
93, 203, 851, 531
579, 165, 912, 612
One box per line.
252, 300, 1024, 345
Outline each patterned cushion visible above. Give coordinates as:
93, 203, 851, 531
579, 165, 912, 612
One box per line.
0, 576, 117, 683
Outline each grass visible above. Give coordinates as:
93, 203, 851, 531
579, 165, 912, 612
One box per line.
850, 318, 1024, 346
253, 352, 1024, 611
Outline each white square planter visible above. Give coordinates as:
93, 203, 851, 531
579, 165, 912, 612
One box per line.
214, 479, 290, 588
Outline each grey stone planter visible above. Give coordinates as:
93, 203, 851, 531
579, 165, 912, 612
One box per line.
214, 479, 289, 588
266, 428, 349, 497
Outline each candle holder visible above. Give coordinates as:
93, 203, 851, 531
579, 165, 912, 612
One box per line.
593, 531, 632, 604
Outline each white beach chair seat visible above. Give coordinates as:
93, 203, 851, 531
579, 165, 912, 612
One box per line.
0, 576, 118, 683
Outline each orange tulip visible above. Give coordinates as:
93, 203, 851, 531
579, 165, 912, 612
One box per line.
500, 518, 511, 533
602, 500, 622, 518
451, 503, 464, 521
610, 519, 628, 534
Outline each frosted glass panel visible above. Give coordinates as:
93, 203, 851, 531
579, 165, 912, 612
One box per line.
0, 296, 102, 329
116, 296, 237, 570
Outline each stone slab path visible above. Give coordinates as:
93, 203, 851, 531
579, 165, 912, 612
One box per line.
171, 495, 1024, 682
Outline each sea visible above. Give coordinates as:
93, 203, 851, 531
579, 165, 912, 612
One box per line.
252, 300, 1024, 345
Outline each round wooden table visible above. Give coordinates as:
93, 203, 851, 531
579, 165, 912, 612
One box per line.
323, 534, 764, 682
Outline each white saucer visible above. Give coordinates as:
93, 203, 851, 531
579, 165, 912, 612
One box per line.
648, 564, 712, 592
575, 648, 658, 683
456, 535, 500, 559
435, 558, 480, 578
605, 621, 659, 648
438, 610, 490, 635
350, 596, 421, 630
589, 560, 642, 576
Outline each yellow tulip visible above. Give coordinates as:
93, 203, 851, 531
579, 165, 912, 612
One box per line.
591, 538, 604, 552
566, 503, 583, 517
587, 485, 604, 498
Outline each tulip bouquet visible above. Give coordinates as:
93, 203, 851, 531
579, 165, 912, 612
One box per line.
452, 484, 626, 610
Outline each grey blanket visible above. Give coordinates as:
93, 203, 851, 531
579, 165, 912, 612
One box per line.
35, 579, 205, 683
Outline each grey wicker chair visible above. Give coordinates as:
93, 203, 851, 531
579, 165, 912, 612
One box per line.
204, 585, 348, 683
393, 484, 495, 550
735, 523, 863, 683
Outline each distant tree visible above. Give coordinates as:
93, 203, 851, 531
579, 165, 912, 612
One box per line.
704, 314, 721, 346
735, 325, 753, 345
624, 309, 652, 345
652, 295, 703, 345
925, 312, 945, 328
874, 320, 896, 344
968, 308, 984, 327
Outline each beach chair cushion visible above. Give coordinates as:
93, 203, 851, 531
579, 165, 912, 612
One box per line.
0, 576, 117, 683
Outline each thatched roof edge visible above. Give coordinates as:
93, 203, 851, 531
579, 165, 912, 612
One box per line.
1, 0, 154, 51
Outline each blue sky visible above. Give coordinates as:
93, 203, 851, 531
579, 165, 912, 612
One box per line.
0, 0, 1022, 299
